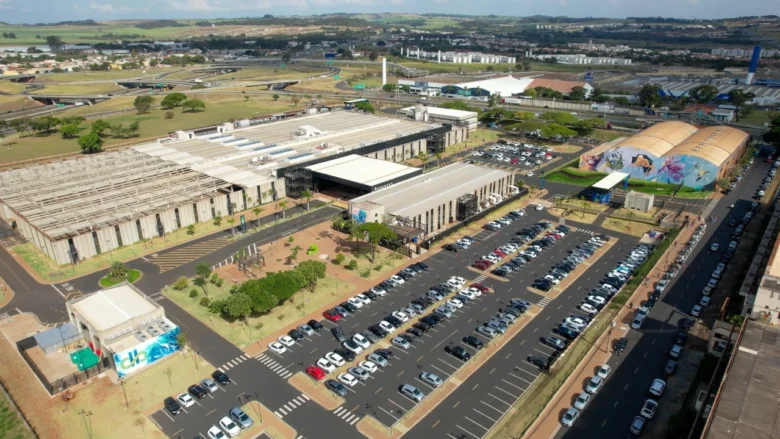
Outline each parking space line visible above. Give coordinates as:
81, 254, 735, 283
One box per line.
431, 365, 451, 377
488, 393, 511, 405
514, 366, 539, 378
161, 410, 175, 422
388, 398, 412, 412
481, 400, 504, 413
508, 372, 533, 385
379, 406, 400, 421
473, 408, 498, 423
494, 386, 519, 399
438, 358, 461, 370
465, 416, 489, 431
456, 423, 482, 438
501, 379, 525, 391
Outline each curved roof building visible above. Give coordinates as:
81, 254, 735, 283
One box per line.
611, 121, 699, 158
668, 126, 750, 168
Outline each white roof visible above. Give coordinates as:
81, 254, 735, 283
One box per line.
399, 106, 478, 121
593, 172, 630, 190
306, 155, 420, 187
456, 75, 536, 96
71, 284, 157, 332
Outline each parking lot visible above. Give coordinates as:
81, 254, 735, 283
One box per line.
467, 141, 558, 176
254, 206, 640, 435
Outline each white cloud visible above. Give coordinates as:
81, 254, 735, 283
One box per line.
90, 2, 115, 11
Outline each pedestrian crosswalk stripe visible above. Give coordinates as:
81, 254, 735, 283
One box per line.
295, 396, 306, 404
334, 407, 345, 415
350, 417, 360, 425
274, 410, 283, 418
301, 394, 310, 400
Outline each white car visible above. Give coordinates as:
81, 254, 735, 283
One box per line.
446, 299, 464, 309
699, 296, 711, 307
219, 416, 241, 437
389, 275, 406, 285
355, 294, 371, 305
177, 392, 195, 408
586, 295, 606, 306
201, 379, 219, 393
585, 376, 603, 394
338, 373, 358, 387
316, 358, 336, 373
207, 425, 226, 439
297, 324, 315, 336
278, 335, 295, 347
347, 297, 364, 309
573, 392, 591, 410
353, 334, 370, 349
527, 171, 535, 177
691, 305, 702, 317
460, 289, 477, 300
561, 407, 579, 427
268, 342, 287, 355
379, 321, 397, 333
448, 276, 466, 287
535, 204, 543, 210
325, 352, 345, 367
640, 399, 658, 420
371, 287, 388, 297
544, 275, 561, 285
392, 311, 410, 323
579, 303, 598, 315
359, 361, 377, 373
649, 379, 666, 397
596, 364, 611, 379
710, 243, 719, 252
342, 340, 364, 354
564, 317, 588, 330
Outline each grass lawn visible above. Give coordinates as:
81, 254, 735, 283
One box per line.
99, 269, 142, 288
50, 350, 208, 439
1, 96, 300, 164
0, 23, 189, 45
33, 70, 176, 83
0, 96, 40, 112
545, 167, 608, 186
0, 81, 28, 94
738, 110, 774, 127
163, 275, 355, 348
0, 388, 34, 439
613, 207, 659, 221
549, 208, 599, 224
557, 198, 609, 213
601, 218, 657, 237
37, 83, 125, 95
544, 167, 711, 198
208, 67, 310, 82
550, 143, 582, 154
592, 129, 626, 142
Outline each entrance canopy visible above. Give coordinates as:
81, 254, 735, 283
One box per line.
592, 172, 630, 191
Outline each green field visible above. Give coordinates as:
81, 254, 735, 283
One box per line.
0, 387, 34, 439
0, 23, 189, 45
545, 167, 711, 198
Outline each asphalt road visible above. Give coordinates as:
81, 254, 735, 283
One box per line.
555, 159, 769, 439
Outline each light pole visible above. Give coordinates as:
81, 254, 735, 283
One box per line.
79, 409, 93, 439
119, 378, 129, 408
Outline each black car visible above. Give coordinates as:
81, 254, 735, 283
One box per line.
399, 333, 417, 344
369, 324, 389, 337
364, 291, 379, 301
556, 325, 579, 341
613, 337, 628, 354
527, 355, 549, 371
362, 330, 380, 344
675, 330, 689, 345
413, 322, 431, 333
680, 318, 695, 331
332, 326, 347, 342
288, 329, 304, 341
398, 271, 414, 281
307, 320, 324, 332
728, 218, 737, 227
644, 297, 657, 309
334, 348, 356, 362
445, 345, 472, 361
211, 370, 230, 385
463, 335, 484, 350
374, 348, 394, 360
164, 396, 182, 415
443, 244, 459, 252
407, 327, 424, 338
544, 336, 568, 351
341, 302, 358, 313
499, 306, 523, 317
665, 359, 678, 375
378, 280, 394, 290
385, 316, 404, 327
414, 262, 429, 271
432, 311, 449, 321
188, 384, 207, 399
421, 316, 439, 327
325, 379, 348, 397
492, 268, 510, 277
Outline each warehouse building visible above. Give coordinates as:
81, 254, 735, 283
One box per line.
349, 162, 514, 235
399, 105, 479, 132
0, 111, 466, 265
398, 75, 593, 98
306, 155, 422, 195
578, 121, 749, 189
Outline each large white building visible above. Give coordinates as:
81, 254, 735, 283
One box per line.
527, 53, 633, 65
401, 48, 516, 65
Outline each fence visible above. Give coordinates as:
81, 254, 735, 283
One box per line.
16, 335, 111, 396
422, 187, 530, 248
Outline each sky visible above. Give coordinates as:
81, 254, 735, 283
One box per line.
0, 0, 775, 24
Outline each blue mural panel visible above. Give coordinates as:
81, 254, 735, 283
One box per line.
351, 206, 367, 224
113, 325, 180, 378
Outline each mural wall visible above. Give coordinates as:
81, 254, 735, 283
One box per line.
113, 325, 180, 378
351, 206, 367, 224
579, 146, 720, 189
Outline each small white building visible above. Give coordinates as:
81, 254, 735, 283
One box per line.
399, 105, 479, 132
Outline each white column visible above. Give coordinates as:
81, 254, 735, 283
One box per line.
382, 58, 387, 86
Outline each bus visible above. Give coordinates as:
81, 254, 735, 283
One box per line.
344, 99, 368, 110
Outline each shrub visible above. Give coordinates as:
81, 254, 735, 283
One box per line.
373, 264, 383, 271
210, 273, 219, 284
277, 313, 286, 321
359, 268, 371, 278
199, 297, 210, 307
189, 289, 199, 298
346, 259, 358, 270
216, 279, 224, 287
172, 276, 189, 290
334, 253, 346, 265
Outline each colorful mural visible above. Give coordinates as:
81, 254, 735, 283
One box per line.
580, 146, 719, 189
351, 206, 367, 224
113, 325, 180, 378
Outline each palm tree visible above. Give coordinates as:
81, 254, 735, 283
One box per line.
301, 189, 313, 210
417, 150, 430, 172
277, 199, 288, 219
227, 218, 235, 236
109, 261, 127, 280
434, 151, 443, 168
252, 207, 263, 227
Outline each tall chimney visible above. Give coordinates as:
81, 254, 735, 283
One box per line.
745, 46, 761, 85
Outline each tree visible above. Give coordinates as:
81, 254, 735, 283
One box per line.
165, 111, 175, 120
61, 115, 85, 126
281, 51, 292, 65
78, 132, 103, 154
638, 83, 663, 107
740, 105, 755, 120
176, 331, 188, 350
487, 93, 501, 108
575, 118, 607, 135
160, 92, 188, 109
186, 224, 196, 236
716, 177, 730, 190
486, 65, 494, 72
213, 215, 222, 226
541, 111, 579, 125
277, 199, 288, 219
45, 35, 65, 52
222, 293, 254, 319
60, 123, 82, 139
182, 99, 206, 113
90, 119, 110, 137
440, 100, 476, 111
296, 260, 327, 291
10, 118, 30, 136
569, 86, 587, 101
540, 123, 577, 139
354, 101, 375, 113
688, 84, 719, 103
301, 189, 313, 210
728, 89, 755, 121
358, 222, 397, 263
382, 84, 397, 93
290, 95, 300, 108
0, 121, 6, 148
612, 96, 630, 106
133, 96, 155, 114
252, 207, 263, 226
109, 261, 127, 280
30, 116, 60, 135
194, 263, 212, 295
369, 50, 379, 61
272, 94, 280, 101
763, 113, 780, 148
227, 218, 235, 236
522, 62, 531, 71
521, 88, 537, 98
417, 150, 430, 172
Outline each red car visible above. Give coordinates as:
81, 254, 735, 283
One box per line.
471, 283, 489, 294
306, 365, 326, 381
510, 158, 519, 164
493, 249, 507, 258
323, 309, 342, 322
472, 261, 490, 270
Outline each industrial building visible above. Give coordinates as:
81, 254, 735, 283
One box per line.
0, 111, 467, 265
348, 162, 514, 235
399, 105, 479, 132
400, 48, 516, 64
527, 53, 633, 65
305, 155, 422, 195
66, 283, 179, 378
578, 121, 750, 189
398, 75, 593, 98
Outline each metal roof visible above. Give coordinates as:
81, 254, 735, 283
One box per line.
612, 121, 699, 157
456, 75, 536, 96
667, 126, 749, 166
592, 172, 630, 190
306, 155, 420, 187
70, 284, 158, 333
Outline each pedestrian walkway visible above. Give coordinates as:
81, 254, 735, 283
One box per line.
151, 237, 231, 272
255, 352, 294, 379
273, 394, 310, 419
217, 353, 251, 372
537, 297, 553, 307
533, 199, 553, 208
333, 406, 361, 426
473, 274, 488, 283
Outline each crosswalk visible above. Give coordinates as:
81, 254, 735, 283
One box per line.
255, 352, 293, 379
533, 199, 554, 208
273, 394, 310, 419
537, 297, 553, 307
151, 237, 231, 272
577, 229, 599, 236
473, 275, 487, 283
217, 353, 251, 372
333, 406, 361, 426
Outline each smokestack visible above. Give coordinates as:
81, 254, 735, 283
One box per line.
382, 58, 387, 86
745, 46, 761, 85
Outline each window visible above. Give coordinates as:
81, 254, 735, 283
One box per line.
174, 208, 182, 229
192, 203, 199, 222
92, 231, 102, 255
136, 220, 143, 240
114, 225, 123, 247
155, 213, 164, 237
210, 198, 216, 218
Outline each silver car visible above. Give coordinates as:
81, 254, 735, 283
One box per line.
419, 372, 443, 388
229, 407, 253, 429
349, 366, 370, 381
400, 384, 425, 402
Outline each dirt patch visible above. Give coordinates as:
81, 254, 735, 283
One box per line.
602, 217, 659, 237
288, 372, 344, 411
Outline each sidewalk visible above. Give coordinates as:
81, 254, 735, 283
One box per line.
522, 220, 701, 439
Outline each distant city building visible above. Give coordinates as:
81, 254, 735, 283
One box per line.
711, 47, 778, 58
401, 48, 515, 64
527, 53, 632, 65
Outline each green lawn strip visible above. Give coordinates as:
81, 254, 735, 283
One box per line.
163, 275, 355, 348
98, 269, 141, 287
493, 228, 680, 437
0, 385, 34, 439
545, 167, 711, 198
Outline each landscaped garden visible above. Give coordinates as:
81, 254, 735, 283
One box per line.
98, 262, 141, 287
